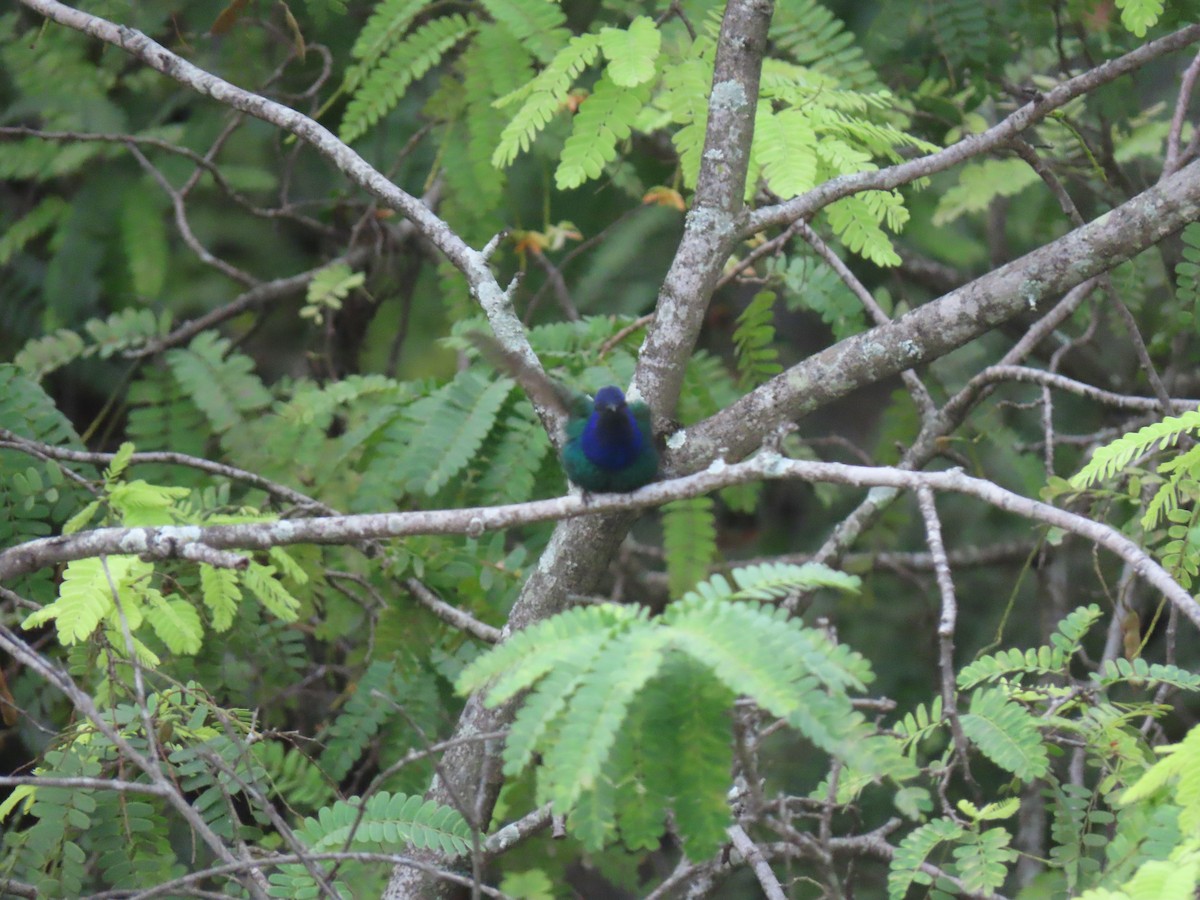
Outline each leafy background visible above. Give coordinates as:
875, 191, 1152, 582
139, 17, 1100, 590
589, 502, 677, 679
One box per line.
3, 0, 1200, 897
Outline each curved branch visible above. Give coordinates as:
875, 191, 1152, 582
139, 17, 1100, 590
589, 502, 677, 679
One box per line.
675, 156, 1200, 471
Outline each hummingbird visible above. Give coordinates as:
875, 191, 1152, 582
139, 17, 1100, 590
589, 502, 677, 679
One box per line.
465, 332, 658, 493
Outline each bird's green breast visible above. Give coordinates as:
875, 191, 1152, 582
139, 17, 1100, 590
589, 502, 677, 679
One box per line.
562, 401, 657, 493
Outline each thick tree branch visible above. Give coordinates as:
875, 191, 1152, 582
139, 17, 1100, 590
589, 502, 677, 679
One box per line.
387, 3, 776, 894
3, 454, 1197, 631
634, 0, 774, 420
674, 156, 1200, 471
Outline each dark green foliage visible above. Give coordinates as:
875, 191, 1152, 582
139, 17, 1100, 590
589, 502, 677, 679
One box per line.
662, 495, 718, 596
733, 290, 783, 388
459, 563, 869, 854
318, 659, 403, 782
4, 0, 1200, 895
268, 792, 476, 897
0, 365, 91, 601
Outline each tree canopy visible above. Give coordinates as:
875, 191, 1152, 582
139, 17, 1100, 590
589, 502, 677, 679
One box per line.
3, 0, 1200, 897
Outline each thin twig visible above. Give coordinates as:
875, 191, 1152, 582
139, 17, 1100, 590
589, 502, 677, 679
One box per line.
917, 487, 977, 792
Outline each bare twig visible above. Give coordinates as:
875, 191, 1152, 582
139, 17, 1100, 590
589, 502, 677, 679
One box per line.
917, 487, 977, 790
728, 823, 787, 900
796, 220, 936, 420
404, 578, 502, 644
1165, 48, 1200, 176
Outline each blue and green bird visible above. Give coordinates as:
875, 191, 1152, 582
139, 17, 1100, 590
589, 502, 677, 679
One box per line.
467, 333, 658, 493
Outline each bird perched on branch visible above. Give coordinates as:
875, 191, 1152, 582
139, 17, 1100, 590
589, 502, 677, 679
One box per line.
466, 332, 658, 493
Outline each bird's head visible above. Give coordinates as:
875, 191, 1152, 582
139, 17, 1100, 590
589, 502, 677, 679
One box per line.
593, 385, 627, 413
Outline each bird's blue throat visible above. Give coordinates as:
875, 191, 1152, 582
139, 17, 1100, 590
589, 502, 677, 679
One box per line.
580, 389, 645, 471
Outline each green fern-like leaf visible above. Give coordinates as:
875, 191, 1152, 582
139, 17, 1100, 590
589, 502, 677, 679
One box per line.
91, 794, 177, 889
771, 0, 881, 90
0, 196, 69, 266
271, 791, 475, 894
252, 741, 334, 812
442, 23, 534, 238
955, 605, 1099, 690
733, 290, 783, 388
1092, 657, 1200, 692
318, 660, 400, 782
934, 158, 1040, 226
86, 308, 172, 358
13, 328, 88, 380
729, 560, 862, 599
298, 791, 474, 855
1144, 442, 1200, 530
345, 0, 428, 75
609, 668, 675, 852
241, 562, 301, 622
340, 14, 476, 144
678, 349, 740, 424
0, 364, 83, 452
22, 556, 144, 645
1051, 782, 1099, 897
665, 596, 870, 713
930, 0, 992, 71
954, 827, 1018, 895
556, 74, 653, 190
957, 646, 1067, 688
1053, 603, 1105, 652
649, 663, 732, 859
1119, 723, 1200, 819
126, 367, 212, 460
1115, 0, 1164, 37
503, 642, 613, 776
108, 479, 190, 527
461, 562, 867, 850
660, 51, 713, 188
614, 656, 733, 859
895, 696, 945, 753
143, 591, 203, 655
199, 563, 241, 632
479, 0, 568, 63
0, 137, 106, 181
165, 333, 271, 435
1071, 412, 1200, 489
569, 759, 618, 850
387, 370, 514, 496
598, 16, 660, 87
14, 308, 170, 379
960, 686, 1049, 780
476, 407, 551, 503
1175, 223, 1200, 328
458, 604, 644, 704
662, 495, 718, 597
120, 182, 169, 299
825, 192, 903, 267
538, 627, 671, 809
888, 816, 967, 899
492, 33, 602, 167
756, 105, 818, 198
